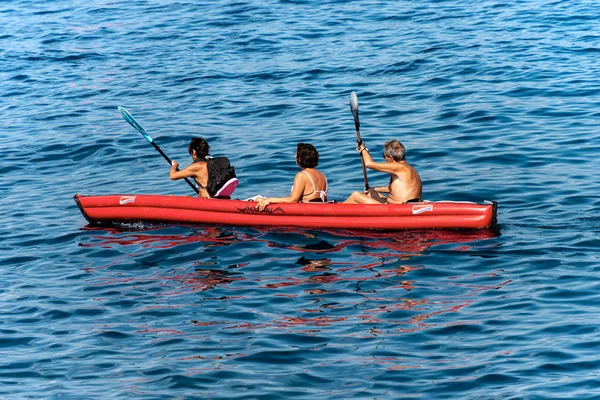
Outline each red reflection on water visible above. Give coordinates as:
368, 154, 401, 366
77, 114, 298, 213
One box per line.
387, 365, 421, 370
192, 321, 218, 327
181, 352, 246, 362
81, 225, 501, 341
408, 300, 473, 325
465, 279, 512, 292
345, 228, 499, 254
257, 263, 407, 290
305, 289, 331, 294
80, 226, 253, 249
279, 316, 348, 327
225, 322, 269, 330
163, 268, 246, 294
135, 328, 185, 335
261, 228, 498, 255
274, 293, 298, 298
80, 225, 498, 260
300, 258, 333, 272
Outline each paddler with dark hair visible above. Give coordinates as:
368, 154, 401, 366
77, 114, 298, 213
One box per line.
170, 137, 238, 199
256, 143, 328, 211
344, 139, 422, 204
169, 137, 212, 197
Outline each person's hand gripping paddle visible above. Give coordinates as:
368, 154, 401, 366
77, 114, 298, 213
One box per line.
118, 106, 199, 194
350, 92, 369, 191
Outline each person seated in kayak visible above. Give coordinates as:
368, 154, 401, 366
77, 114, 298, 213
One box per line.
256, 143, 328, 211
169, 137, 212, 198
344, 139, 422, 204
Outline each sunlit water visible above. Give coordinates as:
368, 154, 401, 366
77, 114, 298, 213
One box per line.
1, 1, 599, 398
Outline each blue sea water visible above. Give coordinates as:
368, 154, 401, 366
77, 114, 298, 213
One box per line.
1, 0, 600, 398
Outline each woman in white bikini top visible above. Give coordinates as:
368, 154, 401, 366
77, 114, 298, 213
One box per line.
292, 170, 328, 202
256, 143, 328, 211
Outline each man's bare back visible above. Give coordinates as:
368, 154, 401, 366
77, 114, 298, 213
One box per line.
385, 161, 422, 204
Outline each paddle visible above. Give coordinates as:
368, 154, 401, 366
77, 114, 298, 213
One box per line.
117, 106, 200, 194
350, 91, 369, 191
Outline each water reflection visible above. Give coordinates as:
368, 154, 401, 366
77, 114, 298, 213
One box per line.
81, 225, 499, 254
80, 225, 251, 249
78, 225, 502, 340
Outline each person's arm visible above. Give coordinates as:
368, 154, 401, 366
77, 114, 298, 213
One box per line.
374, 186, 390, 193
356, 144, 387, 194
358, 146, 401, 175
170, 161, 210, 197
170, 161, 189, 180
256, 173, 306, 211
170, 161, 204, 181
357, 142, 374, 166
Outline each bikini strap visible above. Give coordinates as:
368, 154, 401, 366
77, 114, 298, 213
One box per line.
302, 170, 327, 201
321, 175, 328, 201
301, 170, 317, 192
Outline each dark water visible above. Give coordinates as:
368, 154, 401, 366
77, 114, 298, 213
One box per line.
2, 1, 600, 398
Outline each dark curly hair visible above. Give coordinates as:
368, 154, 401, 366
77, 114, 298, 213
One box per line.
188, 137, 210, 159
296, 143, 319, 168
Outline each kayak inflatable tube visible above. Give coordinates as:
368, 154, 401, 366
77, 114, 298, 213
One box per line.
73, 194, 497, 230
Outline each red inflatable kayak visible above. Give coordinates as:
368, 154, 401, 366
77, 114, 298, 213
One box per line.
73, 194, 497, 230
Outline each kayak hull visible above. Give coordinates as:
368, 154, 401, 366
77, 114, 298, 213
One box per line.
73, 194, 498, 230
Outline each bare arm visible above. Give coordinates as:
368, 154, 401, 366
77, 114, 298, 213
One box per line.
256, 173, 305, 211
357, 144, 401, 177
375, 186, 390, 193
363, 154, 401, 174
170, 161, 200, 180
170, 161, 210, 197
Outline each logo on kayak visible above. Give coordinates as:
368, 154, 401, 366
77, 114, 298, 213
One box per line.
237, 206, 286, 215
119, 196, 136, 205
412, 204, 433, 214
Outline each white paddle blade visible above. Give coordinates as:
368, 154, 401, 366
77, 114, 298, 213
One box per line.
350, 91, 358, 113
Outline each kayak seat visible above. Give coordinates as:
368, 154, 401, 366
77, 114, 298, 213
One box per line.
214, 177, 239, 198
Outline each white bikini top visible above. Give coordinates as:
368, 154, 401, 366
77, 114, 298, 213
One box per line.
291, 170, 328, 202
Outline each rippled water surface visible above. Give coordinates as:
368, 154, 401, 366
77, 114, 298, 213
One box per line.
2, 0, 600, 398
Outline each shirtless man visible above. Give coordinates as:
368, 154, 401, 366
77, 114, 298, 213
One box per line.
344, 139, 422, 204
169, 137, 211, 198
